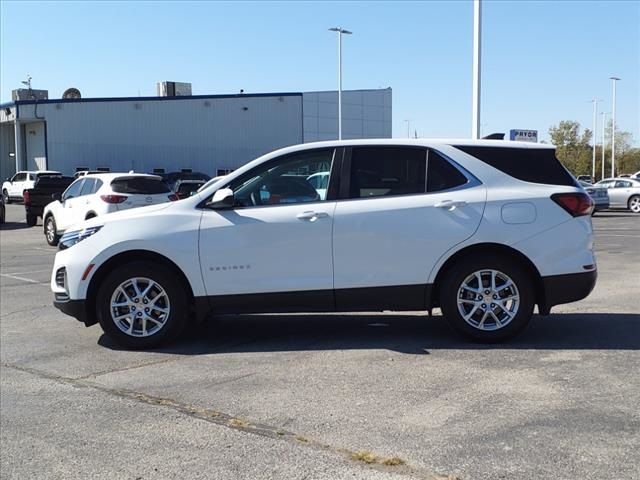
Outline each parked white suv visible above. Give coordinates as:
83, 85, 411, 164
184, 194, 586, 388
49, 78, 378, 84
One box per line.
43, 173, 178, 246
2, 170, 61, 203
51, 139, 597, 348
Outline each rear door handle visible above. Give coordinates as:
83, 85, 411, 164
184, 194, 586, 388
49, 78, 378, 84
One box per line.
297, 211, 329, 221
435, 200, 467, 210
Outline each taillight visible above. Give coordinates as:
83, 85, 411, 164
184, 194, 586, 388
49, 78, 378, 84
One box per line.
23, 190, 31, 205
100, 194, 128, 204
551, 192, 593, 217
168, 194, 179, 201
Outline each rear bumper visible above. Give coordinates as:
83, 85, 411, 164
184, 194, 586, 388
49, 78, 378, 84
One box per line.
539, 270, 597, 314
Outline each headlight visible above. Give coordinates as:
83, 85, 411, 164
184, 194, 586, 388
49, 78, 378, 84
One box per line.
59, 225, 103, 250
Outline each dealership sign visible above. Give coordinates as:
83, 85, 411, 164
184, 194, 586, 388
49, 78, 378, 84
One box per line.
509, 129, 538, 142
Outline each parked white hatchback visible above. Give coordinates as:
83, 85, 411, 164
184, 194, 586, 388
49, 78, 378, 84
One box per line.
51, 139, 597, 348
43, 173, 178, 246
2, 170, 61, 203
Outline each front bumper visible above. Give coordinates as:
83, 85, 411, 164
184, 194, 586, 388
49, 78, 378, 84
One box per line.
53, 296, 89, 325
539, 270, 597, 314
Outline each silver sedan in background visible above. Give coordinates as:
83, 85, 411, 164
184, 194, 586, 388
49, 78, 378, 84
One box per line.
579, 180, 610, 215
594, 178, 640, 214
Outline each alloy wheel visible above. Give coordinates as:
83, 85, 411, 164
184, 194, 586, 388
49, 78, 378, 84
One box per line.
109, 277, 171, 337
456, 269, 520, 331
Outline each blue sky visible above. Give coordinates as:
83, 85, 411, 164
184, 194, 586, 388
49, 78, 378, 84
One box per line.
1, 0, 638, 143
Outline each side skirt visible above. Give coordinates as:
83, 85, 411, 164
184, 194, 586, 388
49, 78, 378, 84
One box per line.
198, 284, 432, 316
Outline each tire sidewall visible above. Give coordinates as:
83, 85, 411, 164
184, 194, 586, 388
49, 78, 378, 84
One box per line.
628, 195, 640, 214
440, 254, 535, 343
96, 262, 189, 349
26, 213, 37, 227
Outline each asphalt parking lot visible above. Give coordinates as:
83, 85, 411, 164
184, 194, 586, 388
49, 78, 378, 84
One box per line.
1, 203, 638, 480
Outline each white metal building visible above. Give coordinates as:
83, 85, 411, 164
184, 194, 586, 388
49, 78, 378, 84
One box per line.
0, 88, 391, 179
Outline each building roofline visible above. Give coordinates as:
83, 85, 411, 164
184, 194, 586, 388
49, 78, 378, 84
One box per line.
0, 87, 393, 109
1, 91, 303, 108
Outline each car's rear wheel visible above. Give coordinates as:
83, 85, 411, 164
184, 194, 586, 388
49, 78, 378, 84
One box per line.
628, 195, 640, 214
26, 213, 37, 226
439, 254, 535, 342
96, 262, 189, 349
44, 215, 59, 246
2, 190, 10, 204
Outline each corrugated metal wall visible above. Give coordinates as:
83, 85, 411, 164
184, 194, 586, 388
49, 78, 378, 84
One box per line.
13, 88, 392, 176
20, 95, 303, 175
303, 89, 392, 142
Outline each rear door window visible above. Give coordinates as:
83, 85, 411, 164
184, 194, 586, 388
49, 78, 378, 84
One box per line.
111, 177, 171, 194
79, 178, 96, 196
349, 147, 426, 199
92, 179, 103, 193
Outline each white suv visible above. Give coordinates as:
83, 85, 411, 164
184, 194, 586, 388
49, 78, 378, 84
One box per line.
2, 170, 61, 203
43, 173, 177, 246
51, 139, 597, 348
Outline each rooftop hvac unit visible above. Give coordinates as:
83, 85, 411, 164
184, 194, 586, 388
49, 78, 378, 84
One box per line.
12, 89, 49, 101
157, 82, 192, 97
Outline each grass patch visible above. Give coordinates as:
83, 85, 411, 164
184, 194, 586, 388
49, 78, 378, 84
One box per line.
295, 435, 309, 443
229, 418, 249, 428
351, 450, 378, 464
381, 456, 405, 466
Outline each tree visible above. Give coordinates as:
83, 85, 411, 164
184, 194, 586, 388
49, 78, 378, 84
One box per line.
548, 121, 593, 175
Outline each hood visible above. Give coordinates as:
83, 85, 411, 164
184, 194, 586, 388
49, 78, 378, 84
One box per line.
68, 202, 175, 231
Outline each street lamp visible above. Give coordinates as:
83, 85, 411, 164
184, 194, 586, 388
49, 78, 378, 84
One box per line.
589, 99, 602, 180
610, 76, 620, 177
329, 27, 352, 140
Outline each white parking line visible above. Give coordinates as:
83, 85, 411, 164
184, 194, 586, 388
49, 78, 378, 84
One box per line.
597, 234, 639, 237
0, 273, 42, 284
3, 269, 51, 276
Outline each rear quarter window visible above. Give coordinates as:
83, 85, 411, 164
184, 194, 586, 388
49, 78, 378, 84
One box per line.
454, 146, 577, 187
111, 177, 171, 194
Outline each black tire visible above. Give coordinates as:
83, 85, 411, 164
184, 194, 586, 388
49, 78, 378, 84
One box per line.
96, 261, 189, 349
44, 215, 59, 246
26, 213, 38, 227
2, 190, 11, 204
628, 195, 640, 214
85, 213, 96, 220
439, 253, 535, 343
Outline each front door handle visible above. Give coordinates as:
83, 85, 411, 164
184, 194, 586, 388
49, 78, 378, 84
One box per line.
435, 200, 467, 210
296, 211, 329, 221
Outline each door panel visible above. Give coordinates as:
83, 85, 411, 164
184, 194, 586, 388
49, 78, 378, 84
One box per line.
199, 202, 336, 297
332, 187, 485, 294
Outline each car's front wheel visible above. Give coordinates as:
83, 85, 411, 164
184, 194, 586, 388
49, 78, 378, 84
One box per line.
439, 254, 535, 342
44, 215, 59, 246
96, 262, 189, 349
628, 195, 640, 214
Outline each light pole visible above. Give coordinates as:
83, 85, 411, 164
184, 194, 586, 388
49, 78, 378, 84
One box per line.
589, 99, 602, 180
404, 119, 412, 138
610, 76, 620, 177
601, 112, 609, 181
329, 27, 352, 140
471, 0, 482, 139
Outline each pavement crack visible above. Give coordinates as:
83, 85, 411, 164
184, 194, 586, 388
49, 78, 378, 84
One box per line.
1, 361, 451, 479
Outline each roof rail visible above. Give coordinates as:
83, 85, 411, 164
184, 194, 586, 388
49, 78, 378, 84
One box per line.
482, 133, 505, 140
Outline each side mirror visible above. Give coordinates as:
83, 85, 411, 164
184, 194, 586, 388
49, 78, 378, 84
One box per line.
206, 188, 234, 209
52, 192, 62, 201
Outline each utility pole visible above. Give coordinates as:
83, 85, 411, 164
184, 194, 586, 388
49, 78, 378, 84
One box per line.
329, 27, 352, 140
471, 0, 482, 139
589, 99, 602, 180
610, 77, 620, 177
601, 112, 609, 181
